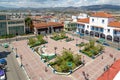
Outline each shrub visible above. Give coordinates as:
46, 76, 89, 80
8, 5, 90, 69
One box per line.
49, 49, 82, 72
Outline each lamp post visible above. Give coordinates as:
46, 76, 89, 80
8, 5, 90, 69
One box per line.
54, 47, 57, 55
76, 39, 78, 45
20, 55, 23, 67
15, 48, 18, 58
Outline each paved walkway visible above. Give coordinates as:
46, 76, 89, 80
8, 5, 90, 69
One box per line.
12, 40, 72, 80
11, 33, 120, 80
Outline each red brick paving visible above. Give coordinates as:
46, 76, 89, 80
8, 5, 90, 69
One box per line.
11, 34, 120, 80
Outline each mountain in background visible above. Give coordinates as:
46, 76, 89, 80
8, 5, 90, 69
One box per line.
81, 4, 120, 11
0, 4, 120, 11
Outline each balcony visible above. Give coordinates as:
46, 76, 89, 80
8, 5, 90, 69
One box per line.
77, 24, 85, 29
91, 26, 104, 33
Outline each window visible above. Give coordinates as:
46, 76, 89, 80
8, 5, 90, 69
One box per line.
96, 27, 98, 31
108, 29, 110, 32
87, 25, 89, 28
102, 20, 104, 23
114, 31, 117, 34
92, 19, 94, 22
100, 28, 103, 32
91, 26, 94, 30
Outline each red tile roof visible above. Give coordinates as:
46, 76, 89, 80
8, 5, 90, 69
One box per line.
91, 12, 113, 18
77, 18, 89, 23
33, 22, 63, 29
108, 21, 120, 28
97, 59, 120, 80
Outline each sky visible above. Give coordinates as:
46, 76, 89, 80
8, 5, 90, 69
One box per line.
0, 0, 120, 8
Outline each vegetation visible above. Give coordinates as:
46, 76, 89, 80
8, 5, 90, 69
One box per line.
81, 40, 104, 58
49, 49, 82, 73
41, 54, 56, 62
77, 42, 85, 51
51, 31, 68, 41
65, 38, 74, 42
25, 17, 33, 32
28, 35, 46, 47
0, 34, 15, 39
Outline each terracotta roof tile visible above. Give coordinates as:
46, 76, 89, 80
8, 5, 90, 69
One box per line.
77, 18, 89, 23
91, 12, 113, 18
33, 22, 63, 29
108, 21, 120, 28
97, 59, 120, 80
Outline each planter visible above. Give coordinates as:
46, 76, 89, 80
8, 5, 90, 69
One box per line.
81, 50, 102, 59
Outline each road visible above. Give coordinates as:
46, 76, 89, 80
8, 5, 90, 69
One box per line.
0, 45, 28, 80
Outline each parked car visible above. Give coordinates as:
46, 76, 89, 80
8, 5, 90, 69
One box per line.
0, 59, 7, 66
0, 69, 6, 80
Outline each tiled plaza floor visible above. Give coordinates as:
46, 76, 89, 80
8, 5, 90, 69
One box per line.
11, 34, 120, 80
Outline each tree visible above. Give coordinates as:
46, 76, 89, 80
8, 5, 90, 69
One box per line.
25, 17, 33, 32
28, 38, 36, 45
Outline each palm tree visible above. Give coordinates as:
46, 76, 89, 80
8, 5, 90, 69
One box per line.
25, 17, 33, 32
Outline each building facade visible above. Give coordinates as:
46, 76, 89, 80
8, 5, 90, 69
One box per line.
0, 14, 25, 36
75, 12, 120, 42
33, 22, 63, 35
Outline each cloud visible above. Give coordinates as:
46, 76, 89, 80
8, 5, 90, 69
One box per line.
0, 0, 120, 8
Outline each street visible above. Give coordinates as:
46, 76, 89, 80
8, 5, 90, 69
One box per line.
0, 45, 27, 80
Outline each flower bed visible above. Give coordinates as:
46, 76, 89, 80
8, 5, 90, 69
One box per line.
28, 35, 47, 47
51, 36, 68, 41
51, 32, 68, 41
65, 38, 74, 42
49, 50, 83, 73
80, 40, 104, 59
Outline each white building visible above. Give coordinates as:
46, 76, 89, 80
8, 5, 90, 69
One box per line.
76, 12, 120, 42
72, 13, 88, 22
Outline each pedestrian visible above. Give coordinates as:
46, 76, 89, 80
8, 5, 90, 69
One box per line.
82, 71, 85, 76
104, 67, 106, 71
114, 57, 116, 61
101, 56, 103, 59
86, 73, 89, 77
109, 54, 113, 58
45, 67, 48, 72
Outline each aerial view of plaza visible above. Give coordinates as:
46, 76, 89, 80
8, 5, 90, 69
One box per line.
0, 0, 120, 80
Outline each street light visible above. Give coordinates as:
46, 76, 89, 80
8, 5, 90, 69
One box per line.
20, 55, 23, 67
76, 39, 78, 45
54, 47, 57, 55
15, 48, 18, 58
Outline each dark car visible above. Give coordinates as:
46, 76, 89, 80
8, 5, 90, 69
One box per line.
0, 59, 7, 66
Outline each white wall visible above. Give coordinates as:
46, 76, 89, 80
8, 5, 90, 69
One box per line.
104, 26, 115, 37
89, 17, 108, 28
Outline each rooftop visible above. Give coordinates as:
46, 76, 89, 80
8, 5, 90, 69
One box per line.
91, 12, 113, 18
33, 22, 63, 29
97, 59, 120, 80
108, 21, 120, 28
77, 18, 89, 23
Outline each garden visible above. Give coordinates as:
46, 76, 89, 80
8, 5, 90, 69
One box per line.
28, 35, 47, 47
65, 37, 74, 42
80, 40, 104, 58
49, 49, 83, 73
51, 31, 68, 41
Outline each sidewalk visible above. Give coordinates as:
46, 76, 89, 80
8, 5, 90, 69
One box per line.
10, 44, 31, 80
